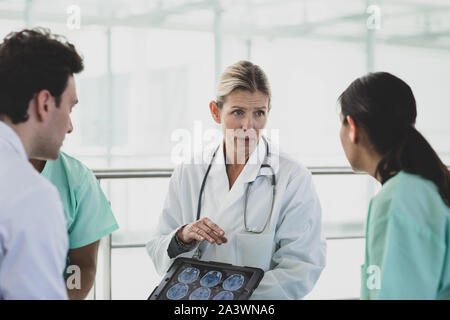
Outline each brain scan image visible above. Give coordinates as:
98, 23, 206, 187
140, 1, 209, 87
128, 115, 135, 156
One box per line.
178, 267, 200, 284
223, 274, 245, 291
213, 291, 234, 300
189, 287, 211, 300
200, 270, 222, 287
166, 283, 189, 300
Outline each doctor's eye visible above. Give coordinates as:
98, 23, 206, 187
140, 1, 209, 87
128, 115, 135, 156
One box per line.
231, 110, 244, 116
255, 110, 265, 117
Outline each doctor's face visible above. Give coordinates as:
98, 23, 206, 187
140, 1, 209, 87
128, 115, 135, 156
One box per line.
211, 89, 269, 162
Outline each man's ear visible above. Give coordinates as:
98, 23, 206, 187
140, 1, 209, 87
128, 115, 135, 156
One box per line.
209, 101, 221, 124
34, 89, 53, 123
346, 115, 358, 144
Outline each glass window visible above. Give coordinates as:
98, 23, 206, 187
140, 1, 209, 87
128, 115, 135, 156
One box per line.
2, 0, 448, 300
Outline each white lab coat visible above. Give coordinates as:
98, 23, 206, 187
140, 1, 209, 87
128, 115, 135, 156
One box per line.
146, 137, 326, 299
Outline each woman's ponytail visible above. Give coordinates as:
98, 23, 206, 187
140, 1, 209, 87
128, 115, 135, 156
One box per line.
376, 126, 450, 206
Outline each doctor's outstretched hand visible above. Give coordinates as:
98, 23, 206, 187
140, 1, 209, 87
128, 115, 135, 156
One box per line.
177, 217, 228, 245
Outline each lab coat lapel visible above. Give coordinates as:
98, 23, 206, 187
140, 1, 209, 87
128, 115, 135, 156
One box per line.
205, 143, 231, 219
216, 137, 267, 216
198, 137, 280, 263
204, 137, 275, 227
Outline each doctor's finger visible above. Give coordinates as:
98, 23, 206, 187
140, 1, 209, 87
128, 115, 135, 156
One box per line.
191, 232, 205, 242
191, 225, 215, 243
201, 219, 227, 243
197, 223, 224, 244
183, 226, 204, 242
202, 218, 225, 237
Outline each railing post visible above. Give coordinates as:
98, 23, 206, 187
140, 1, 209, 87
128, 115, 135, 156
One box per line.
94, 176, 112, 300
95, 233, 112, 300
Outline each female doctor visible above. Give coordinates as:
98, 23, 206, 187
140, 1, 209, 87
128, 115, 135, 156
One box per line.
146, 61, 326, 299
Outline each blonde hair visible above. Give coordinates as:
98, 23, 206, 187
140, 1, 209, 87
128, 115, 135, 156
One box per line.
216, 60, 271, 111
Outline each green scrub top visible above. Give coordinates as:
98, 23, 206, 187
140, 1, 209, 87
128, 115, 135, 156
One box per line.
42, 151, 119, 250
361, 171, 450, 300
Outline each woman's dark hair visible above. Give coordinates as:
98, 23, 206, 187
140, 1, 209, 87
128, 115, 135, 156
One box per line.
339, 72, 450, 206
0, 27, 84, 124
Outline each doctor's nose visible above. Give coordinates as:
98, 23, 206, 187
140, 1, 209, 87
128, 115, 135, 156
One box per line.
241, 116, 254, 131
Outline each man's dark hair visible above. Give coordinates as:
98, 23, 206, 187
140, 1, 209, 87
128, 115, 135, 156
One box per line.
0, 27, 84, 124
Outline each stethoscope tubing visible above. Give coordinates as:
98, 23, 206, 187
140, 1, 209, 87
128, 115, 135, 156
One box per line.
196, 136, 275, 223
192, 137, 276, 259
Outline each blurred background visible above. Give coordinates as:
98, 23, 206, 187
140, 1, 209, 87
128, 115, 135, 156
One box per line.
1, 0, 449, 299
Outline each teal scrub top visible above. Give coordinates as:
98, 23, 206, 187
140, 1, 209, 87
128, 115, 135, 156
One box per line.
42, 152, 119, 250
361, 171, 450, 300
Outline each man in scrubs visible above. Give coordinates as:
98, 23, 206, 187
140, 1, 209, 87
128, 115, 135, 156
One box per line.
0, 28, 84, 299
30, 153, 119, 300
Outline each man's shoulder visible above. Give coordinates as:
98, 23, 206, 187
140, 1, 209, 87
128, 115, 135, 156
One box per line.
1, 152, 52, 194
0, 154, 62, 219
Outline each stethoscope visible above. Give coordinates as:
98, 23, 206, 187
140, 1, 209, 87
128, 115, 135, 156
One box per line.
198, 135, 276, 229
193, 136, 276, 259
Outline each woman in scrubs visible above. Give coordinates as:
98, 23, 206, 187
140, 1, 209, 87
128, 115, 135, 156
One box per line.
147, 61, 326, 299
338, 72, 450, 299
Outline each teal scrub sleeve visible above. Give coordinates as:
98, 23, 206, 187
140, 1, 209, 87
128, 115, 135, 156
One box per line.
370, 211, 446, 299
68, 170, 119, 249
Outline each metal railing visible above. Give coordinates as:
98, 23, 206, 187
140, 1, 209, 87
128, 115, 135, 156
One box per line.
92, 166, 450, 299
93, 166, 365, 180
95, 166, 368, 248
92, 166, 369, 299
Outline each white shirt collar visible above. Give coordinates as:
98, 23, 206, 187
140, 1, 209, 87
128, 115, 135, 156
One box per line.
207, 135, 279, 183
0, 120, 28, 161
